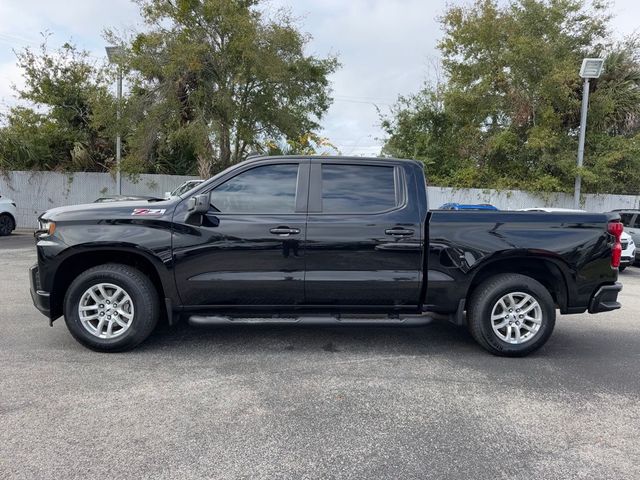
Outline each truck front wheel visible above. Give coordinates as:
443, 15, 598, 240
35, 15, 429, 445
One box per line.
467, 274, 556, 357
63, 264, 160, 352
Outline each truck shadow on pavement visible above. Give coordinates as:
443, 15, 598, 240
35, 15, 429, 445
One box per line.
138, 318, 480, 357
132, 311, 640, 367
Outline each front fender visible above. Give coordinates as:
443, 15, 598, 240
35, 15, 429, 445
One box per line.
35, 219, 178, 320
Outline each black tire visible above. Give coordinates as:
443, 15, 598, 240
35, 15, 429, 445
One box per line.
63, 264, 159, 352
619, 266, 627, 272
0, 213, 14, 236
467, 274, 556, 357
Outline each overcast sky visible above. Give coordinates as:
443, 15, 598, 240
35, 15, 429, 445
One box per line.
1, 0, 639, 156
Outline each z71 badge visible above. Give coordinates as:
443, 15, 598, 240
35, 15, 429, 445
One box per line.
131, 208, 166, 216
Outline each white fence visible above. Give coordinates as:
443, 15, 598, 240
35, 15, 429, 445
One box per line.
1, 170, 639, 228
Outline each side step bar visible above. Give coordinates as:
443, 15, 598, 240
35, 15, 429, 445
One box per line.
188, 313, 440, 327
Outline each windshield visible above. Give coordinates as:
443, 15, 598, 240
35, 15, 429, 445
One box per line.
171, 180, 202, 197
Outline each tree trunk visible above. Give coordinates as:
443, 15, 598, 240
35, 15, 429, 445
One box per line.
197, 154, 212, 179
219, 122, 232, 170
197, 135, 215, 178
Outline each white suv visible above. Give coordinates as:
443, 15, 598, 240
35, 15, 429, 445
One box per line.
620, 231, 635, 271
0, 195, 17, 236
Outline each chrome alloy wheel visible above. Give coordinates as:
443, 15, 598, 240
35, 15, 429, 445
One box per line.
490, 292, 542, 345
78, 283, 135, 339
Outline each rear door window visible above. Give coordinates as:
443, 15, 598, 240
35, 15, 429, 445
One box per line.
321, 164, 397, 213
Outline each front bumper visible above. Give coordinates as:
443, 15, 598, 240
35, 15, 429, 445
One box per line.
620, 255, 635, 267
588, 282, 622, 313
29, 264, 51, 318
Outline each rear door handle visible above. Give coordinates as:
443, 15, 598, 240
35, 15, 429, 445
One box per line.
385, 227, 414, 237
270, 226, 301, 235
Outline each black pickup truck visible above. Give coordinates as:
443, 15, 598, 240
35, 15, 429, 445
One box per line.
30, 156, 623, 356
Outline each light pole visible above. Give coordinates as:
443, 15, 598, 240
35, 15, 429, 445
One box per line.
574, 57, 604, 209
106, 46, 124, 195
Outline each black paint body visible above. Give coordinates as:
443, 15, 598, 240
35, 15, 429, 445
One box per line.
30, 156, 620, 322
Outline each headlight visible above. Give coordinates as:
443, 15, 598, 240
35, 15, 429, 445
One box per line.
36, 219, 56, 236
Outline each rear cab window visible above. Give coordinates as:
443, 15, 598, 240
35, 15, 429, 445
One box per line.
320, 164, 399, 213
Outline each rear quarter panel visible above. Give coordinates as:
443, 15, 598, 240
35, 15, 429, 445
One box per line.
426, 211, 618, 313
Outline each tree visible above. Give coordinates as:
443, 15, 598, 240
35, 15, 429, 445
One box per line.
108, 0, 339, 177
0, 40, 116, 172
381, 0, 640, 194
380, 82, 463, 186
265, 132, 339, 156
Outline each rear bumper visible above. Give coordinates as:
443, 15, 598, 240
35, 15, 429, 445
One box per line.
29, 264, 51, 318
588, 282, 622, 313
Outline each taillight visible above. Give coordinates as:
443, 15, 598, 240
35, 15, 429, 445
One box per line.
608, 221, 623, 268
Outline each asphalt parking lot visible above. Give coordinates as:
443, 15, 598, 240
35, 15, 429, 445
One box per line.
1, 232, 639, 479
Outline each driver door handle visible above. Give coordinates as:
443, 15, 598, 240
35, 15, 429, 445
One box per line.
385, 227, 414, 236
270, 226, 301, 235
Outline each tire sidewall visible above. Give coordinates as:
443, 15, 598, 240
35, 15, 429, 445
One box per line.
0, 214, 13, 236
475, 279, 555, 356
64, 267, 157, 351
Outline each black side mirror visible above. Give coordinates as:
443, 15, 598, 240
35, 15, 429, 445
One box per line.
187, 193, 210, 214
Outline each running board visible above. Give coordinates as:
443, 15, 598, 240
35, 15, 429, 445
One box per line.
188, 313, 437, 327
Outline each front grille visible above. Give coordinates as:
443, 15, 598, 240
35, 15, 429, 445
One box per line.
622, 241, 629, 249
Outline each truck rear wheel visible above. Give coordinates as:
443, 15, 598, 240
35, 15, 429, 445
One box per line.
63, 264, 159, 352
467, 274, 555, 357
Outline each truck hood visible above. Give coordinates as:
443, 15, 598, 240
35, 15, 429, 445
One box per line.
40, 199, 178, 222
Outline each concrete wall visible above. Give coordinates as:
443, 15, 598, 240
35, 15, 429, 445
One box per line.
1, 171, 198, 228
426, 186, 640, 212
1, 170, 639, 228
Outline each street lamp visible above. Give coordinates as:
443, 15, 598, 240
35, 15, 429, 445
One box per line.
106, 46, 124, 195
574, 57, 604, 209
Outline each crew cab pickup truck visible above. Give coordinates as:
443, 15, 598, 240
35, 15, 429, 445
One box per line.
30, 156, 623, 356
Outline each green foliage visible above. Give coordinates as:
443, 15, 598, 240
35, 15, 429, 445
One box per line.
265, 132, 339, 156
107, 0, 338, 177
381, 84, 464, 185
1, 0, 338, 176
0, 41, 116, 172
381, 0, 640, 194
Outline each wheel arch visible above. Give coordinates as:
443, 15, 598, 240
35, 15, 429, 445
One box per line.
50, 247, 173, 321
466, 254, 571, 313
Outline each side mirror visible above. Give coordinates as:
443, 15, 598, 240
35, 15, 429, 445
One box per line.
187, 193, 210, 214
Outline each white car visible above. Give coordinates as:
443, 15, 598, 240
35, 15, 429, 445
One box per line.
620, 231, 635, 271
0, 195, 17, 236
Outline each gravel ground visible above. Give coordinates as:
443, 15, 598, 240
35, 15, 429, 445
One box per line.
1, 232, 639, 479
